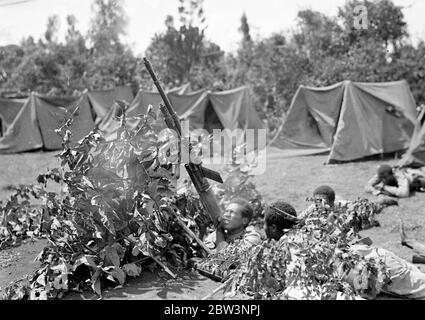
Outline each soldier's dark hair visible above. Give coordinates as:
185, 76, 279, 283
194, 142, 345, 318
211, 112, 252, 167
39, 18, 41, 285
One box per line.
313, 185, 336, 204
265, 201, 298, 231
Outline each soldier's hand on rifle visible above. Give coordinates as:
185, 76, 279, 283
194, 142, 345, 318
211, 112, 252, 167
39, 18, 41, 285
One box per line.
195, 213, 211, 240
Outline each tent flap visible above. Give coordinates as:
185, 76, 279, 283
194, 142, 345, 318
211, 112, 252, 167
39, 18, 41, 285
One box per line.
0, 95, 43, 153
0, 98, 25, 134
88, 86, 134, 121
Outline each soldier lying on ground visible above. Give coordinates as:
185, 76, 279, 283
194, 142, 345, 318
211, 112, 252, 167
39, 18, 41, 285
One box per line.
266, 199, 425, 300
299, 185, 392, 220
299, 185, 344, 219
365, 164, 425, 199
346, 243, 425, 299
262, 200, 361, 300
203, 198, 261, 253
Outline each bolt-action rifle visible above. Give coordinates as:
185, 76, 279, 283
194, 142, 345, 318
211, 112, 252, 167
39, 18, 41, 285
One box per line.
143, 57, 223, 226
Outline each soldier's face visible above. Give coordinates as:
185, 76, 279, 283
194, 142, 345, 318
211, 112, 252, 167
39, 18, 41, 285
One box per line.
264, 222, 281, 241
222, 203, 247, 231
381, 172, 394, 185
314, 194, 331, 206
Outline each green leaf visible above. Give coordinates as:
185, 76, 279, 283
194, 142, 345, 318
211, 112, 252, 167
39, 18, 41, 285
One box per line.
123, 263, 142, 277
131, 246, 140, 256
147, 104, 157, 120
81, 176, 94, 189
53, 274, 68, 290
138, 147, 158, 163
104, 243, 125, 267
91, 269, 102, 296
51, 260, 70, 274
36, 274, 46, 286
73, 255, 98, 270
103, 266, 126, 285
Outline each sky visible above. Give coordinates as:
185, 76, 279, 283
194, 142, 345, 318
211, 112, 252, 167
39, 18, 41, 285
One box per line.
0, 0, 424, 54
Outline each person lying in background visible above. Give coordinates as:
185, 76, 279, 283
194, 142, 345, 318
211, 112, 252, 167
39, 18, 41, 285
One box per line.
268, 198, 425, 300
203, 198, 261, 253
347, 242, 425, 300
300, 184, 396, 220
402, 166, 425, 192
365, 164, 409, 198
400, 219, 425, 264
365, 164, 425, 199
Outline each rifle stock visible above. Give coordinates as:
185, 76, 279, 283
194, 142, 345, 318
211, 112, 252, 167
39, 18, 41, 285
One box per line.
143, 57, 223, 225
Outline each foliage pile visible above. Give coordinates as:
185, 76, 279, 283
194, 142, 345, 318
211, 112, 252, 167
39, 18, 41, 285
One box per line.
1, 105, 213, 300
305, 197, 380, 232
0, 185, 43, 250
1, 103, 268, 301
0, 169, 62, 250
336, 198, 380, 231
195, 200, 389, 300
224, 201, 390, 300
192, 240, 254, 281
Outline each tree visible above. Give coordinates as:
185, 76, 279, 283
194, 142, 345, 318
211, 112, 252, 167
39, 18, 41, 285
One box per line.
0, 44, 25, 91
88, 0, 128, 54
57, 15, 90, 93
85, 0, 139, 90
232, 13, 255, 85
44, 15, 60, 44
338, 0, 408, 49
1, 1, 138, 94
145, 0, 224, 89
293, 9, 346, 60
387, 42, 425, 105
239, 13, 251, 43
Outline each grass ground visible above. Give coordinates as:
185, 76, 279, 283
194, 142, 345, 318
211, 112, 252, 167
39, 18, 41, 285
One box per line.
1, 151, 424, 297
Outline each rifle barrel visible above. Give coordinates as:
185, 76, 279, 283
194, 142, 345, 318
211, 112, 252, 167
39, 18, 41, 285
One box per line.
143, 57, 182, 135
143, 57, 223, 225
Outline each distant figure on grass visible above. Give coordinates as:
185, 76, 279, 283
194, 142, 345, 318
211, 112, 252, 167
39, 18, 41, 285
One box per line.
299, 185, 343, 219
204, 198, 261, 253
269, 198, 425, 300
300, 184, 395, 221
365, 164, 425, 199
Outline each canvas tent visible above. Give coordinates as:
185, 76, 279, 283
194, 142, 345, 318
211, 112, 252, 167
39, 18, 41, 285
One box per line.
0, 98, 25, 137
269, 80, 417, 163
398, 107, 425, 167
98, 86, 265, 147
97, 84, 192, 140
0, 92, 95, 153
87, 86, 134, 122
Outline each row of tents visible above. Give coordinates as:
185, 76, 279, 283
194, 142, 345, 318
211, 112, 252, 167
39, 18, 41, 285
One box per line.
1, 79, 425, 166
0, 84, 265, 154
